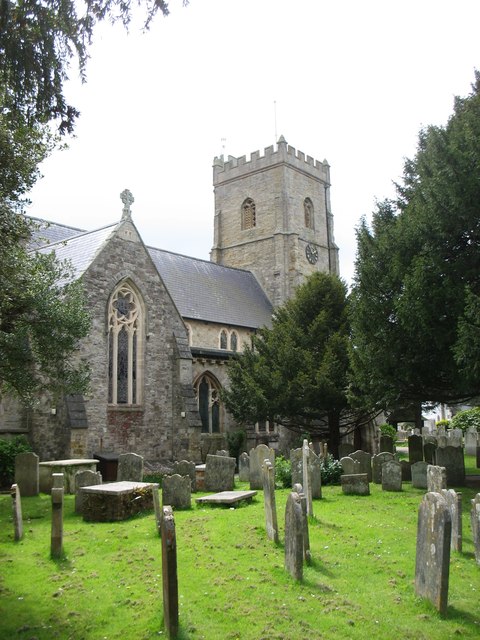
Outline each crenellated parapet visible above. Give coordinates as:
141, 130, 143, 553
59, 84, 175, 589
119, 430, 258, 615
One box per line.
213, 135, 330, 185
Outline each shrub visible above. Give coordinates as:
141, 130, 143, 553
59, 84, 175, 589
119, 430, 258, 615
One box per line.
436, 419, 450, 429
0, 436, 32, 488
274, 455, 292, 489
320, 454, 343, 485
226, 429, 246, 461
379, 423, 397, 442
450, 407, 480, 433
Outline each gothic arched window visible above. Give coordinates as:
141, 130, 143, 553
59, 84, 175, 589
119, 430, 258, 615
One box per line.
304, 198, 314, 229
108, 281, 144, 405
219, 329, 228, 349
230, 331, 238, 352
195, 374, 222, 433
241, 198, 256, 230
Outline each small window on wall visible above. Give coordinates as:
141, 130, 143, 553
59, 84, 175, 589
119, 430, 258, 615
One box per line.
219, 329, 228, 349
304, 198, 314, 229
241, 198, 256, 230
230, 331, 238, 352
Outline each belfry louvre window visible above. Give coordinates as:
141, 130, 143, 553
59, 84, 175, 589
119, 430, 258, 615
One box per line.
304, 198, 314, 229
108, 282, 144, 405
241, 198, 256, 229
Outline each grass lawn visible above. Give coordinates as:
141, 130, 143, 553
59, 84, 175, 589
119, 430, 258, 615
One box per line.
1, 478, 479, 640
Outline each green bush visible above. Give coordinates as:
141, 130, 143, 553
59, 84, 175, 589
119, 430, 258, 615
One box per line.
436, 419, 450, 429
320, 454, 343, 485
143, 473, 163, 487
274, 455, 292, 489
226, 429, 246, 461
379, 423, 397, 442
0, 436, 32, 488
450, 407, 480, 433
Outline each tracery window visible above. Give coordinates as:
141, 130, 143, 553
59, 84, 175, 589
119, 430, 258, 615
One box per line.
108, 281, 144, 405
195, 374, 222, 433
241, 198, 256, 229
304, 198, 314, 229
220, 329, 228, 350
230, 331, 238, 352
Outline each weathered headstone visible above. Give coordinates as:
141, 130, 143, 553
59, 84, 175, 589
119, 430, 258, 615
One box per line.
204, 454, 236, 492
14, 451, 39, 497
52, 472, 64, 489
11, 484, 23, 541
162, 474, 191, 510
339, 456, 360, 475
411, 461, 428, 489
74, 469, 102, 514
338, 442, 355, 459
437, 434, 448, 448
152, 485, 161, 535
172, 460, 196, 492
262, 459, 279, 543
161, 505, 179, 639
448, 428, 463, 448
372, 452, 394, 484
427, 465, 447, 493
435, 446, 465, 486
341, 473, 370, 496
408, 434, 424, 464
380, 434, 394, 454
441, 489, 462, 553
51, 486, 64, 558
249, 444, 274, 490
291, 446, 321, 499
310, 454, 322, 500
293, 484, 311, 564
117, 452, 144, 482
350, 450, 372, 482
464, 427, 478, 456
238, 452, 250, 482
415, 492, 451, 614
302, 439, 313, 516
381, 460, 402, 491
284, 491, 304, 581
471, 493, 480, 565
215, 449, 229, 457
400, 460, 412, 481
423, 441, 437, 465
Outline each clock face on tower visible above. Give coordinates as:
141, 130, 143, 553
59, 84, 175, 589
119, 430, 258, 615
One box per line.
305, 244, 318, 264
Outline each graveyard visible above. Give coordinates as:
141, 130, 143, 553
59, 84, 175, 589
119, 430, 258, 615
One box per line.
1, 450, 479, 640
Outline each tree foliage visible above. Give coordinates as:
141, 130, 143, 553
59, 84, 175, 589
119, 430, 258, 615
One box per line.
350, 71, 480, 409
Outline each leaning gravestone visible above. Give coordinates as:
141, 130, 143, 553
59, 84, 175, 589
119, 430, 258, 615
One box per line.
172, 460, 196, 492
408, 434, 424, 464
471, 494, 480, 565
379, 434, 394, 454
249, 444, 274, 490
341, 473, 370, 496
204, 454, 236, 492
423, 441, 437, 465
339, 456, 360, 475
238, 452, 250, 482
411, 461, 428, 489
381, 460, 402, 492
415, 492, 451, 614
441, 489, 462, 553
14, 452, 39, 497
464, 427, 478, 456
162, 474, 191, 510
74, 469, 102, 514
338, 442, 355, 459
427, 465, 447, 493
372, 452, 394, 484
435, 446, 465, 486
284, 491, 304, 581
262, 460, 279, 543
161, 505, 179, 639
117, 453, 144, 482
350, 450, 372, 482
51, 486, 64, 559
11, 484, 23, 542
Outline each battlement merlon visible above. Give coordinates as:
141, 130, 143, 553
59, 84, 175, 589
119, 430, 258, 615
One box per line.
212, 136, 331, 185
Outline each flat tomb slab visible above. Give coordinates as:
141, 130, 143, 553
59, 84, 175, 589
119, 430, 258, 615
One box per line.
80, 481, 159, 521
196, 490, 257, 505
39, 459, 99, 494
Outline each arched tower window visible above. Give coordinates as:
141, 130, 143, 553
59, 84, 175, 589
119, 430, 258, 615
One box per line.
219, 329, 228, 349
230, 331, 238, 352
304, 198, 314, 229
194, 373, 222, 433
108, 281, 144, 405
241, 198, 256, 230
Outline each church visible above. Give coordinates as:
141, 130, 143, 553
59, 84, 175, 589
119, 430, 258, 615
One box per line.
1, 137, 339, 465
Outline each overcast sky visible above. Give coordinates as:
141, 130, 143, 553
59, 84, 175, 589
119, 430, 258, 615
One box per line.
26, 0, 480, 286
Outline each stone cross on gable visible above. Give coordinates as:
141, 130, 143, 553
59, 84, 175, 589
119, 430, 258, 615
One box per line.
120, 189, 134, 219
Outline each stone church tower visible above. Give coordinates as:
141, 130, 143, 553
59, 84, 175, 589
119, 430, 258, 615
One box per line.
210, 136, 339, 306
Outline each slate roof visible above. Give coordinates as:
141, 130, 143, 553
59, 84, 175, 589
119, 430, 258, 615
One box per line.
30, 217, 273, 330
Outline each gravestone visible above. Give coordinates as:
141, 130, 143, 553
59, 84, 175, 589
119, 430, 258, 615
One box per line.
435, 446, 465, 486
437, 425, 446, 437
302, 440, 313, 516
400, 460, 412, 481
161, 505, 179, 639
415, 492, 451, 614
204, 454, 236, 492
51, 486, 64, 559
293, 483, 311, 564
11, 484, 23, 541
262, 459, 279, 543
172, 460, 196, 492
117, 453, 144, 482
339, 456, 360, 475
441, 489, 462, 553
291, 446, 322, 499
338, 442, 355, 459
238, 452, 250, 482
464, 428, 478, 456
379, 434, 394, 454
471, 494, 480, 565
437, 435, 448, 448
411, 461, 428, 489
215, 449, 229, 457
427, 465, 447, 492
249, 444, 274, 490
372, 452, 394, 484
290, 447, 303, 487
152, 485, 161, 535
350, 450, 372, 482
448, 428, 463, 448
341, 473, 370, 496
381, 460, 402, 491
74, 469, 102, 514
423, 441, 437, 465
408, 434, 424, 464
52, 472, 64, 489
14, 452, 39, 497
310, 455, 322, 500
162, 474, 191, 510
284, 491, 304, 581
